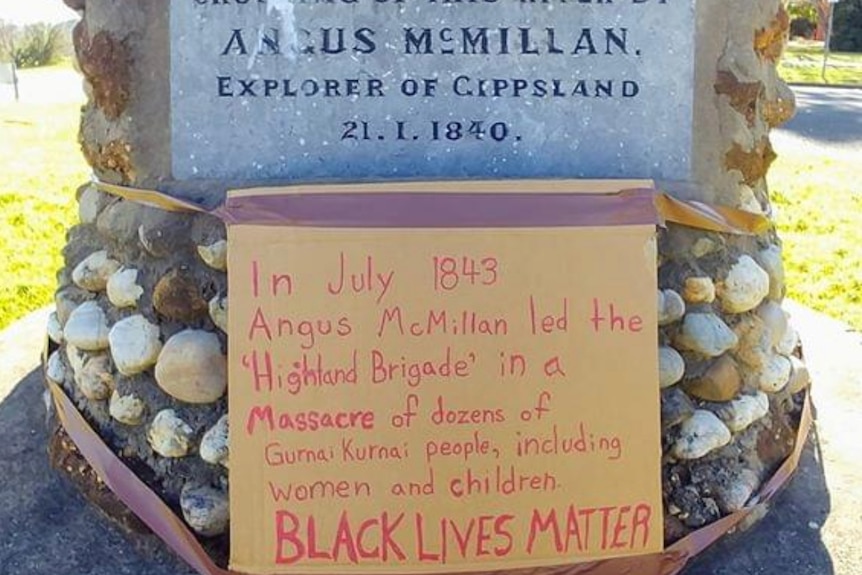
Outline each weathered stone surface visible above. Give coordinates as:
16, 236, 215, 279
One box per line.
108, 315, 162, 375
713, 391, 770, 432
172, 2, 696, 183
73, 352, 114, 401
713, 469, 760, 513
109, 390, 146, 426
55, 286, 91, 326
197, 240, 227, 272
137, 210, 193, 258
96, 200, 143, 244
153, 269, 208, 322
732, 314, 771, 369
74, 24, 131, 121
787, 356, 811, 395
763, 81, 796, 129
682, 277, 716, 304
46, 311, 64, 345
756, 244, 785, 300
717, 255, 770, 313
675, 313, 739, 357
72, 251, 121, 292
756, 301, 788, 349
180, 484, 229, 537
658, 289, 686, 326
737, 184, 764, 214
724, 138, 777, 186
200, 415, 229, 468
64, 301, 110, 351
208, 295, 227, 333
148, 409, 194, 458
155, 330, 226, 404
106, 268, 144, 308
776, 316, 799, 356
672, 411, 732, 460
661, 387, 696, 430
46, 351, 66, 385
754, 4, 790, 62
683, 355, 742, 402
659, 346, 685, 389
745, 354, 792, 393
78, 184, 105, 224
714, 71, 763, 127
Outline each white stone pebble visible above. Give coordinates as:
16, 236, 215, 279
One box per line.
65, 344, 86, 376
756, 244, 785, 301
751, 354, 792, 393
109, 315, 162, 375
181, 484, 229, 536
197, 240, 227, 271
672, 410, 732, 460
756, 301, 788, 349
718, 255, 770, 313
72, 251, 121, 292
738, 185, 764, 215
64, 301, 110, 351
74, 352, 114, 401
683, 277, 716, 304
718, 392, 770, 432
109, 391, 146, 426
45, 350, 66, 385
148, 409, 194, 457
717, 469, 760, 512
107, 268, 144, 308
155, 330, 226, 404
659, 346, 685, 388
200, 415, 229, 468
208, 296, 227, 333
776, 316, 799, 356
46, 311, 64, 345
787, 356, 811, 395
658, 289, 686, 326
675, 313, 739, 357
78, 185, 102, 224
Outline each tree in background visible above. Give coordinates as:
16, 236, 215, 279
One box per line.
788, 0, 819, 38
832, 0, 862, 51
0, 20, 70, 68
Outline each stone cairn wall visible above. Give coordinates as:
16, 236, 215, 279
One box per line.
48, 0, 809, 553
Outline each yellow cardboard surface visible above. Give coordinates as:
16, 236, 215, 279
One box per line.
228, 225, 663, 574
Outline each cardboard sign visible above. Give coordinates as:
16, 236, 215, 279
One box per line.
228, 204, 662, 573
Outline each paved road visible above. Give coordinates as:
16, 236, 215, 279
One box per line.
772, 86, 862, 157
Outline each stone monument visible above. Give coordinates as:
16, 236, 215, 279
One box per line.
46, 0, 808, 572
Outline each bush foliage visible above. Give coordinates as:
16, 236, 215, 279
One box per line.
0, 21, 69, 69
832, 0, 862, 52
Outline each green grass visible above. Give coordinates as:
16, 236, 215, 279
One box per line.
779, 40, 862, 85
0, 69, 87, 329
769, 148, 862, 330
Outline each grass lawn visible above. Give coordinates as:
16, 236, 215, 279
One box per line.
779, 40, 862, 85
0, 63, 88, 330
769, 147, 862, 330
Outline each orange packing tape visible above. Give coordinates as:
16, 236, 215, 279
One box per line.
94, 180, 771, 236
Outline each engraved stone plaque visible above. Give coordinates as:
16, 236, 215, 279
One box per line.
171, 0, 695, 183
